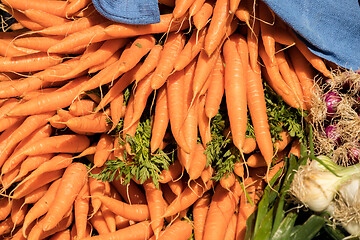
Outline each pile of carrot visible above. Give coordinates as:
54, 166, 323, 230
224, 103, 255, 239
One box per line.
0, 0, 335, 239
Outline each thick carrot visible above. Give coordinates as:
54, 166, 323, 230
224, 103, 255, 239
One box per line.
193, 191, 211, 240
94, 133, 113, 167
173, 0, 196, 19
7, 76, 89, 117
1, 164, 21, 190
151, 32, 186, 90
288, 138, 301, 158
13, 35, 64, 52
174, 27, 207, 72
274, 130, 292, 152
158, 220, 193, 240
3, 6, 44, 31
65, 110, 111, 135
158, 159, 183, 184
188, 143, 207, 181
189, 0, 207, 17
104, 14, 189, 38
23, 183, 49, 204
150, 85, 169, 153
90, 212, 112, 235
23, 9, 70, 27
73, 177, 89, 239
264, 161, 285, 183
224, 212, 238, 240
243, 137, 258, 154
259, 1, 276, 64
82, 220, 154, 240
65, 0, 91, 17
11, 198, 28, 227
143, 180, 166, 239
0, 52, 63, 72
134, 44, 163, 83
223, 38, 247, 151
49, 229, 71, 240
198, 95, 212, 147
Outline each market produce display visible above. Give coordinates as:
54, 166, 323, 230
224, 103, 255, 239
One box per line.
0, 0, 358, 239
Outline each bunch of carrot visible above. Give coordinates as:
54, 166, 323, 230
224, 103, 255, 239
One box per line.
0, 0, 335, 239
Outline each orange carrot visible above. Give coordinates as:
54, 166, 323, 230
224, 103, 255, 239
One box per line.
223, 38, 247, 151
204, 54, 224, 119
198, 95, 212, 147
74, 178, 90, 239
151, 32, 186, 90
174, 27, 207, 71
104, 13, 189, 38
41, 162, 87, 231
0, 52, 63, 72
224, 212, 238, 240
259, 1, 276, 64
288, 138, 301, 158
173, 0, 196, 19
65, 0, 91, 17
242, 137, 258, 154
274, 130, 292, 152
23, 9, 70, 27
188, 143, 207, 181
23, 183, 49, 204
143, 180, 166, 239
88, 48, 122, 74
134, 44, 162, 83
2, 0, 69, 17
109, 92, 125, 132
11, 198, 28, 227
193, 1, 213, 30
234, 160, 245, 178
68, 99, 96, 117
193, 191, 211, 240
189, 0, 206, 17
94, 133, 114, 167
0, 198, 12, 221
158, 220, 193, 240
82, 220, 154, 240
65, 110, 111, 135
220, 171, 236, 190
264, 161, 285, 183
3, 6, 44, 31
159, 159, 183, 184
7, 76, 89, 117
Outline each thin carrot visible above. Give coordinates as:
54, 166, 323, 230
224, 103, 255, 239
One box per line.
0, 198, 12, 221
193, 1, 213, 30
259, 1, 276, 64
65, 0, 91, 17
173, 0, 196, 19
234, 161, 245, 178
134, 44, 162, 83
23, 183, 49, 205
68, 99, 96, 117
0, 217, 14, 236
23, 9, 70, 27
246, 7, 261, 73
230, 0, 241, 14
88, 48, 122, 74
10, 199, 28, 227
188, 143, 207, 181
108, 92, 125, 132
7, 76, 89, 117
82, 220, 154, 240
74, 178, 89, 239
1, 164, 21, 190
104, 13, 189, 38
198, 95, 212, 147
49, 229, 71, 240
264, 161, 285, 183
3, 7, 44, 31
65, 110, 111, 135
2, 0, 69, 17
88, 168, 106, 216
242, 137, 258, 154
274, 130, 292, 153
224, 212, 238, 240
151, 32, 186, 90
168, 178, 185, 196
0, 52, 63, 72
189, 0, 206, 18
288, 138, 301, 158
158, 159, 183, 184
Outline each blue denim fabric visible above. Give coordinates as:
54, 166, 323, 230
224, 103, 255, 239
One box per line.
92, 0, 160, 25
263, 0, 360, 70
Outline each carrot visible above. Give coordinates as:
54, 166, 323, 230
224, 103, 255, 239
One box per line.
0, 39, 32, 57
173, 0, 196, 19
150, 85, 169, 153
193, 191, 211, 240
12, 169, 64, 199
188, 143, 207, 181
89, 208, 111, 235
259, 1, 276, 64
93, 194, 150, 222
49, 109, 74, 129
68, 99, 96, 117
290, 31, 332, 78
264, 160, 285, 183
7, 76, 89, 117
88, 168, 107, 216
220, 171, 236, 190
159, 159, 183, 184
234, 160, 245, 178
22, 179, 61, 238
82, 220, 154, 240
23, 183, 49, 205
16, 154, 56, 183
158, 220, 193, 240
49, 229, 71, 240
151, 32, 186, 90
94, 133, 113, 167
174, 27, 206, 71
224, 212, 238, 240
163, 178, 211, 217
111, 177, 147, 204
63, 38, 129, 78
0, 52, 63, 72
143, 180, 166, 239
168, 177, 185, 196
11, 198, 28, 227
274, 130, 292, 153
17, 154, 73, 188
247, 149, 287, 168
23, 9, 70, 27
1, 124, 53, 175
202, 181, 242, 240
74, 177, 90, 240
134, 44, 162, 83
246, 7, 261, 73
95, 63, 140, 112
88, 48, 122, 74
204, 0, 231, 56
229, 0, 241, 14
223, 38, 247, 152
204, 54, 224, 119
2, 7, 44, 31
2, 0, 69, 17
201, 165, 214, 184
47, 21, 112, 53
39, 12, 106, 35
1, 164, 21, 190
0, 112, 55, 167
0, 198, 12, 221
288, 138, 301, 158
243, 137, 258, 154
108, 92, 125, 132
193, 1, 213, 30
104, 13, 189, 38
101, 203, 117, 233
189, 0, 206, 17
21, 88, 59, 102
65, 0, 91, 17
198, 95, 212, 147
40, 162, 87, 231
166, 70, 190, 153
288, 46, 316, 109
0, 217, 14, 236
